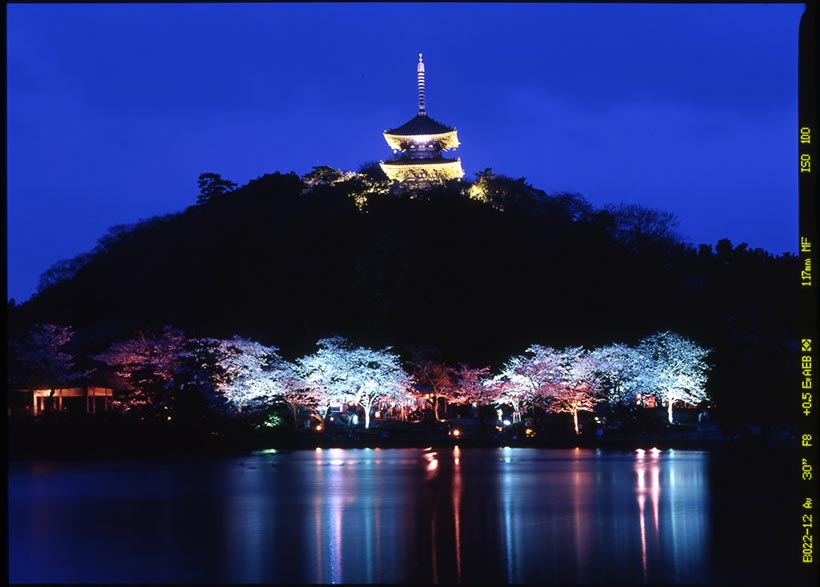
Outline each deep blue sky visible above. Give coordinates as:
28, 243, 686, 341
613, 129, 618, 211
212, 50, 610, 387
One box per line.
7, 3, 803, 303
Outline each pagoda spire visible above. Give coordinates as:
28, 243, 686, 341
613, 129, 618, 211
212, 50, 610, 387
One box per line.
380, 53, 464, 186
417, 53, 426, 116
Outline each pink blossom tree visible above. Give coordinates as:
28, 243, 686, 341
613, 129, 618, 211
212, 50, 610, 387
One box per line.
405, 347, 458, 422
495, 345, 603, 433
94, 326, 187, 415
544, 346, 603, 435
451, 364, 496, 407
494, 345, 563, 421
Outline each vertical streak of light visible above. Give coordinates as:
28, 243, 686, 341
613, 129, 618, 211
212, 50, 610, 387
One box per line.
651, 463, 661, 535
331, 488, 342, 584
365, 476, 374, 585
636, 458, 648, 581
425, 451, 439, 480
322, 452, 344, 585
314, 452, 324, 584
503, 462, 513, 583
668, 459, 679, 579
423, 449, 440, 583
572, 468, 584, 580
374, 457, 382, 582
453, 447, 462, 583
638, 493, 648, 582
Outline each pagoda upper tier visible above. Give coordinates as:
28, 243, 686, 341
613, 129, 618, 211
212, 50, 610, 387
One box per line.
383, 114, 461, 152
380, 54, 464, 185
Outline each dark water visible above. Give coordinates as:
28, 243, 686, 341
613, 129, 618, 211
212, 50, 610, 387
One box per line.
8, 447, 804, 584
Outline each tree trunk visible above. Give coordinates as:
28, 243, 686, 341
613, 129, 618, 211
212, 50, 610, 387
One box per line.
364, 398, 372, 429
667, 399, 674, 424
573, 410, 580, 435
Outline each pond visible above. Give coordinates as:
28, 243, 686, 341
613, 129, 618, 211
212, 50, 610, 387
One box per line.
8, 447, 803, 584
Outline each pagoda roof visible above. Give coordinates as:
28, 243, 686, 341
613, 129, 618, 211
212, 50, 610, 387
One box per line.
385, 114, 455, 136
381, 155, 461, 167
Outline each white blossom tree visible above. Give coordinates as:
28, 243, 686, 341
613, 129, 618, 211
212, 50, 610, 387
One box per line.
636, 331, 711, 424
204, 336, 296, 418
491, 376, 528, 423
296, 337, 413, 428
590, 343, 643, 407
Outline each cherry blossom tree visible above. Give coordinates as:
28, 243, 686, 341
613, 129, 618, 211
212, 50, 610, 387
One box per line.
203, 336, 296, 418
491, 376, 529, 423
494, 345, 563, 421
296, 337, 413, 428
544, 346, 603, 435
9, 323, 79, 394
94, 326, 187, 415
175, 336, 316, 425
406, 348, 457, 421
636, 331, 711, 424
451, 364, 497, 407
276, 383, 324, 428
495, 345, 603, 433
590, 343, 643, 407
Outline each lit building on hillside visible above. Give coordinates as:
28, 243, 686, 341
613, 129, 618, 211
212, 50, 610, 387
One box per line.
380, 54, 464, 186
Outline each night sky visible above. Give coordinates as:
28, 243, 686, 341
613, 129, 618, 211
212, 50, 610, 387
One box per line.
7, 3, 803, 303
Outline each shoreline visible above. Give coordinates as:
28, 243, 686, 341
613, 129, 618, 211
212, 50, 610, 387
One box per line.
7, 422, 797, 461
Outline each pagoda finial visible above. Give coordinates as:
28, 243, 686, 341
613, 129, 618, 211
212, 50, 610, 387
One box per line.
417, 53, 426, 116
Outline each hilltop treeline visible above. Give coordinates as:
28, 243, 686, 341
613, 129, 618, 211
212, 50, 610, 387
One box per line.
8, 167, 798, 426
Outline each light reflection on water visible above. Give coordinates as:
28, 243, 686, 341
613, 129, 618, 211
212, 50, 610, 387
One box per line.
7, 447, 792, 584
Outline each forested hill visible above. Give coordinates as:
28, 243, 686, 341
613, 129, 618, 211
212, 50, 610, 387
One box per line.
8, 167, 798, 423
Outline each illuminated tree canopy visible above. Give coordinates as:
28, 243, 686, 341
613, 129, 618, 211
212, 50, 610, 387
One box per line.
492, 345, 603, 434
406, 348, 461, 422
636, 331, 711, 424
295, 337, 413, 429
494, 345, 559, 421
12, 320, 715, 432
543, 346, 603, 435
451, 364, 496, 407
94, 326, 187, 414
203, 336, 296, 418
591, 343, 643, 407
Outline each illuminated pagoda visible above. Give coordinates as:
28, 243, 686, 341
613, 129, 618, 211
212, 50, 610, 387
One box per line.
380, 54, 464, 186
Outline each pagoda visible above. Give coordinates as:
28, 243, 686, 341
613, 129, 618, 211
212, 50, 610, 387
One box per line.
380, 54, 464, 186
